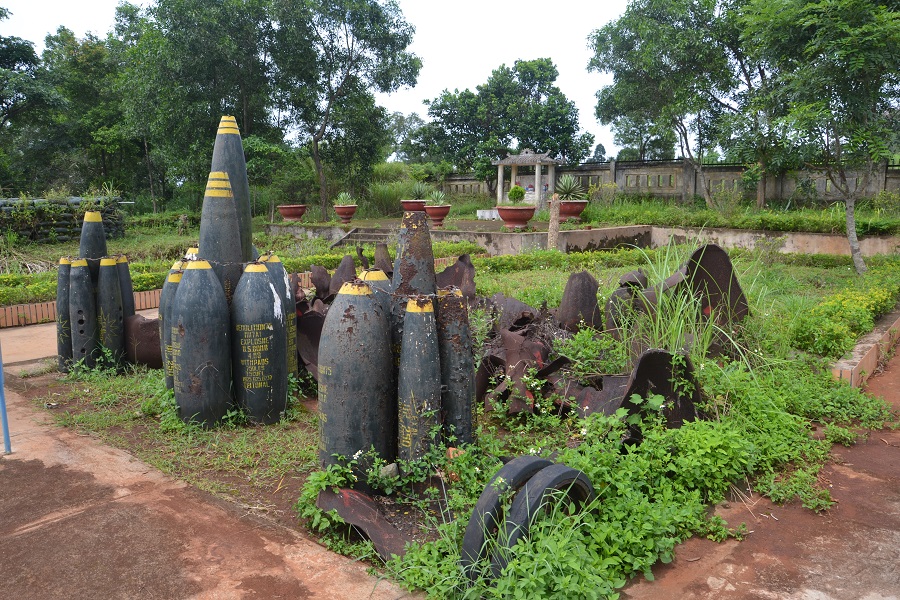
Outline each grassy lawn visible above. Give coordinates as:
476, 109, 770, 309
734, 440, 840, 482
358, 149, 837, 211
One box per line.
8, 197, 900, 597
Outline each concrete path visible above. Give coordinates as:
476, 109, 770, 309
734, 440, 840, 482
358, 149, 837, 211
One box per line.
0, 325, 417, 599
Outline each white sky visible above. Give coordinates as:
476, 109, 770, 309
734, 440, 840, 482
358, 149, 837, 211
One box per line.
0, 0, 627, 155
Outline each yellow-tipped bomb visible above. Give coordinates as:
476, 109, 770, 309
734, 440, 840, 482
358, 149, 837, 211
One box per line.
198, 171, 243, 305
210, 116, 253, 262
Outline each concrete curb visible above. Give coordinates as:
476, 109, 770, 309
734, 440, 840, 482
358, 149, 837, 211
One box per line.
831, 306, 900, 388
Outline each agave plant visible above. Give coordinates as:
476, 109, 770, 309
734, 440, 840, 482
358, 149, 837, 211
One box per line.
426, 190, 446, 205
333, 191, 355, 205
411, 181, 432, 200
555, 174, 586, 201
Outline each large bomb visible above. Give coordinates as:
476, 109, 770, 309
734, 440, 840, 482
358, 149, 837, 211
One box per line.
198, 171, 243, 304
158, 260, 183, 390
390, 211, 437, 368
116, 254, 135, 319
97, 257, 125, 368
231, 263, 287, 424
210, 115, 252, 262
398, 296, 442, 462
318, 281, 395, 481
68, 258, 99, 368
436, 288, 476, 445
261, 254, 298, 379
56, 257, 72, 373
170, 260, 233, 427
78, 210, 107, 286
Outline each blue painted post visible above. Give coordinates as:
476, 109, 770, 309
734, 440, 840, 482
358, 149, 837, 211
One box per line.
0, 340, 11, 454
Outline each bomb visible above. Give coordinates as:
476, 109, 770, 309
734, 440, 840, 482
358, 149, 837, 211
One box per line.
97, 257, 125, 368
318, 281, 395, 482
260, 254, 298, 379
68, 258, 99, 368
198, 171, 243, 305
436, 288, 476, 445
231, 263, 287, 424
398, 295, 442, 462
170, 260, 233, 427
56, 257, 72, 373
391, 211, 438, 371
78, 210, 108, 286
158, 260, 184, 390
116, 254, 136, 320
210, 115, 253, 262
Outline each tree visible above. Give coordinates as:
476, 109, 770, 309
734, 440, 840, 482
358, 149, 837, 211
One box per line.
418, 58, 594, 189
116, 0, 278, 202
588, 143, 607, 163
604, 114, 676, 161
742, 0, 900, 273
0, 8, 58, 128
271, 0, 420, 220
589, 0, 784, 206
387, 111, 424, 161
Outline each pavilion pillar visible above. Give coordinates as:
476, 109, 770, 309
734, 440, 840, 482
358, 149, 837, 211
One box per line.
497, 164, 504, 204
511, 165, 518, 188
535, 163, 543, 209
548, 164, 556, 194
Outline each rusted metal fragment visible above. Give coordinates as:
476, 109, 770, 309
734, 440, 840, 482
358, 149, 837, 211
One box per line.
356, 246, 370, 270
392, 211, 436, 297
619, 269, 648, 289
316, 488, 410, 561
556, 270, 602, 332
328, 255, 357, 297
310, 265, 331, 300
490, 293, 538, 331
685, 243, 749, 326
435, 254, 477, 300
576, 375, 629, 417
296, 310, 325, 381
604, 286, 635, 339
619, 349, 701, 429
374, 243, 393, 277
124, 314, 162, 369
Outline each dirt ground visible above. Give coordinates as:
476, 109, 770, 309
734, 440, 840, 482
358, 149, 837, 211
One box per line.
1, 322, 898, 598
623, 361, 900, 600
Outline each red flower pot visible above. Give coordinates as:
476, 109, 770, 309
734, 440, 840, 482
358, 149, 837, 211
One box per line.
277, 204, 307, 221
424, 204, 451, 228
496, 205, 536, 230
401, 199, 426, 212
549, 199, 589, 220
334, 204, 357, 224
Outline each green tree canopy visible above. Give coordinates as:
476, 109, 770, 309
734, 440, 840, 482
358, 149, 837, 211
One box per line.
416, 57, 594, 186
742, 0, 900, 273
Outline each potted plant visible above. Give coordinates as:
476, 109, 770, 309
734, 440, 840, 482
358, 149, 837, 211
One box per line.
424, 190, 451, 228
276, 203, 307, 221
497, 184, 535, 230
551, 174, 588, 220
333, 191, 357, 225
401, 181, 431, 212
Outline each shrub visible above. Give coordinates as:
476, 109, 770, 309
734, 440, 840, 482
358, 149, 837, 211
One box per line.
507, 185, 526, 203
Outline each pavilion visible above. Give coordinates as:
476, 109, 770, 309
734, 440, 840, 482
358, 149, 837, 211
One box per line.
493, 149, 560, 208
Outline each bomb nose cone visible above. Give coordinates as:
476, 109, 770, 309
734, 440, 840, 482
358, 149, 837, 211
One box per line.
198, 171, 243, 305
211, 115, 252, 262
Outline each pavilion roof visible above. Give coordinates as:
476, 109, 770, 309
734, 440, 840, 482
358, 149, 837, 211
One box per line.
492, 148, 560, 166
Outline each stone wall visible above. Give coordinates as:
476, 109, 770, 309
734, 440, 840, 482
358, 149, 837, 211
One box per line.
443, 160, 900, 203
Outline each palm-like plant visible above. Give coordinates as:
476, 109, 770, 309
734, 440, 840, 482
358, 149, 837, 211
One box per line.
555, 174, 586, 200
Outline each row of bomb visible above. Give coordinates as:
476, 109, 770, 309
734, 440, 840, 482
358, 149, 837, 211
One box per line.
56, 211, 136, 372
317, 211, 476, 486
156, 170, 298, 426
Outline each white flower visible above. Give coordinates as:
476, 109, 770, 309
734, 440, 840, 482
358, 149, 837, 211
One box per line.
352, 450, 362, 460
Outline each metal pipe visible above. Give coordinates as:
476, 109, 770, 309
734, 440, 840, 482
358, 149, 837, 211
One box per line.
0, 340, 11, 454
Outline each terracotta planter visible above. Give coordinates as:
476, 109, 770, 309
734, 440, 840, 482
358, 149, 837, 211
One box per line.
277, 204, 307, 221
496, 205, 536, 230
424, 204, 451, 228
549, 199, 589, 220
334, 204, 357, 225
401, 199, 426, 212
